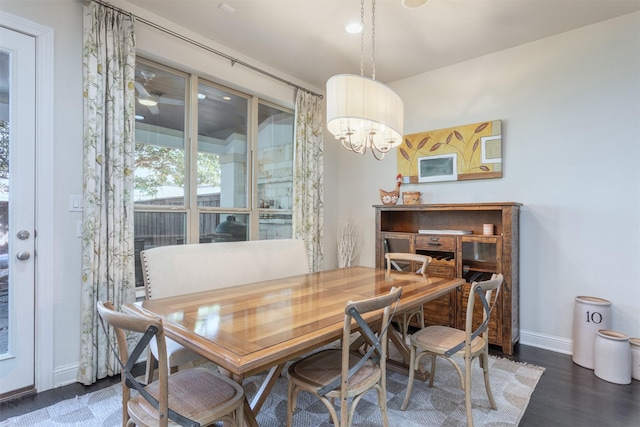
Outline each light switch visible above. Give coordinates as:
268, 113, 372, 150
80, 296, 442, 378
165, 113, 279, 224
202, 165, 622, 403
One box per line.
69, 195, 83, 212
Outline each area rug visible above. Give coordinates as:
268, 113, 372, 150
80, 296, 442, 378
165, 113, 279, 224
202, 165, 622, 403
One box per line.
0, 356, 544, 426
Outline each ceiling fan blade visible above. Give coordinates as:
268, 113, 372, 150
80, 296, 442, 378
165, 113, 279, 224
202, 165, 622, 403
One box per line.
135, 81, 150, 98
147, 104, 160, 115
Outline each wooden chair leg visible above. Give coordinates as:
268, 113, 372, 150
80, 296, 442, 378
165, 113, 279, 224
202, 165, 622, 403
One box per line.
286, 381, 296, 427
465, 355, 474, 427
235, 400, 244, 427
401, 345, 417, 410
481, 351, 497, 410
428, 353, 436, 387
402, 314, 410, 342
377, 384, 389, 427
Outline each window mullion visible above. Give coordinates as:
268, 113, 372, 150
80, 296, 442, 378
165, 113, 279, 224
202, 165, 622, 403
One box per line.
248, 96, 259, 239
187, 75, 199, 244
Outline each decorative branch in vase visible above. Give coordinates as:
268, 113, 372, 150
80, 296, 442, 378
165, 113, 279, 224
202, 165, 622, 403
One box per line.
337, 216, 361, 268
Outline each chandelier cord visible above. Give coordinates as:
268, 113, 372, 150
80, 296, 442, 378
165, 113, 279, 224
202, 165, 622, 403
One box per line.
371, 0, 376, 81
359, 0, 377, 81
360, 0, 365, 77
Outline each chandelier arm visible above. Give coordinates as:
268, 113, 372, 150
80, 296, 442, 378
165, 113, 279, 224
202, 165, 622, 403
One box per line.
371, 144, 385, 160
371, 136, 390, 155
342, 135, 362, 154
341, 139, 354, 151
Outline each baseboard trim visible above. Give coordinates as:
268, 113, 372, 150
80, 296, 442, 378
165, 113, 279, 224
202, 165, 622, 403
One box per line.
53, 355, 149, 389
53, 363, 80, 388
520, 329, 572, 355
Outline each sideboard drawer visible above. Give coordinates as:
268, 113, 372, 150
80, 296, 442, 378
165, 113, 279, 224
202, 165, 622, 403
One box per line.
415, 235, 456, 251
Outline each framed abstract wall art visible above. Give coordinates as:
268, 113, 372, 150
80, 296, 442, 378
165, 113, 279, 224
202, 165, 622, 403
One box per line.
398, 120, 502, 183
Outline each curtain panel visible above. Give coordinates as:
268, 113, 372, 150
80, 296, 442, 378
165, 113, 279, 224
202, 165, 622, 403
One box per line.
78, 1, 136, 385
293, 90, 324, 271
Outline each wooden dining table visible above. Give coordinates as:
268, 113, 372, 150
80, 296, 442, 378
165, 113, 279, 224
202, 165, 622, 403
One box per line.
124, 266, 463, 427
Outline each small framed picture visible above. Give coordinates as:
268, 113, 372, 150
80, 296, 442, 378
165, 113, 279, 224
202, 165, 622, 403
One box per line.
418, 154, 457, 183
481, 135, 502, 164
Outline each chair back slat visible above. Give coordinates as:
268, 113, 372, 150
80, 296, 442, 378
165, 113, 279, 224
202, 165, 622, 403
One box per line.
96, 301, 199, 427
385, 252, 432, 278
445, 274, 503, 357
316, 287, 402, 397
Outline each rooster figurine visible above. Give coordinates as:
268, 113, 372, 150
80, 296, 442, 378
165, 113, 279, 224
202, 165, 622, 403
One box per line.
379, 174, 402, 205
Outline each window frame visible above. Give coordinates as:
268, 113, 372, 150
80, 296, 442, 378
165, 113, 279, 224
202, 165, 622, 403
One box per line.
133, 57, 295, 286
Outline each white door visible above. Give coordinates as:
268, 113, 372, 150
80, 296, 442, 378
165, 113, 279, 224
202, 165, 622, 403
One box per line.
0, 26, 37, 396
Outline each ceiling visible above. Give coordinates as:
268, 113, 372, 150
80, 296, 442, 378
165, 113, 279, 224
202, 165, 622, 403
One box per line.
126, 0, 640, 90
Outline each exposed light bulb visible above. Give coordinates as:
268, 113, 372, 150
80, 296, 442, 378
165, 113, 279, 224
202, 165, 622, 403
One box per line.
345, 22, 363, 34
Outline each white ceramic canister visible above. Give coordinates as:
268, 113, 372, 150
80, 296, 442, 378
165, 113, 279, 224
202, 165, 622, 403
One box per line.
593, 329, 631, 385
572, 296, 612, 369
630, 338, 640, 381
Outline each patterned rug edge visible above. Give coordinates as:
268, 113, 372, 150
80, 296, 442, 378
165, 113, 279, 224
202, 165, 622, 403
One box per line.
0, 356, 544, 427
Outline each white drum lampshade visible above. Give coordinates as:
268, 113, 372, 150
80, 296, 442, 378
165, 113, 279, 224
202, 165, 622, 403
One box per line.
326, 74, 404, 159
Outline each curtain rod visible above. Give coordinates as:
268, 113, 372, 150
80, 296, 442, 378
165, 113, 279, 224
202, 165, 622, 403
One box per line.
91, 0, 323, 99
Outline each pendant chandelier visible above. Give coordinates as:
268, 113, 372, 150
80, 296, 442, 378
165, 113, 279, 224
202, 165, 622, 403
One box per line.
326, 0, 404, 160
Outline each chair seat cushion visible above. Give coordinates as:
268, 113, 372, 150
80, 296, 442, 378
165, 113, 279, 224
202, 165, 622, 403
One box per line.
288, 349, 381, 394
129, 367, 242, 425
411, 325, 486, 355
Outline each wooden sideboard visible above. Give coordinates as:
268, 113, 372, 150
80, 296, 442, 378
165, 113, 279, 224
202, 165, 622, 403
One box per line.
374, 202, 521, 355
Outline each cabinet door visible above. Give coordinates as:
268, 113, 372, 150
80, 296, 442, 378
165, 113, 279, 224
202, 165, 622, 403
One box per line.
381, 232, 455, 327
381, 232, 415, 270
415, 234, 457, 326
458, 236, 503, 343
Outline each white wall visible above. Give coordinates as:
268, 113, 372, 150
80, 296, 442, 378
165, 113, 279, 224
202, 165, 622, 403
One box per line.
338, 12, 640, 353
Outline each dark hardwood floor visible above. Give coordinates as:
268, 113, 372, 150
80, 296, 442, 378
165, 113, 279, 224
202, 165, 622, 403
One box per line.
1, 344, 638, 425
494, 345, 639, 427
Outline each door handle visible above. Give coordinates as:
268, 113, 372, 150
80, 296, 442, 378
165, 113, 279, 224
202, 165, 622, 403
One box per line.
16, 251, 31, 261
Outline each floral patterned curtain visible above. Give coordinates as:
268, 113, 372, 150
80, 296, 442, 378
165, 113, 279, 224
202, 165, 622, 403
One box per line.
78, 1, 136, 385
293, 90, 324, 271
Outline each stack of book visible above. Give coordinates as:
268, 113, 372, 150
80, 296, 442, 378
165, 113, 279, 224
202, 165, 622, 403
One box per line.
418, 229, 472, 235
